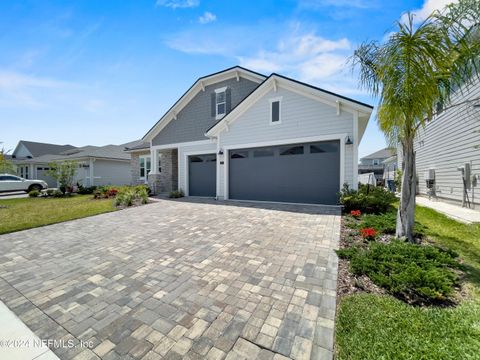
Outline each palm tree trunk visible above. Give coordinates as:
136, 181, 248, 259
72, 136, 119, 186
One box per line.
396, 137, 417, 242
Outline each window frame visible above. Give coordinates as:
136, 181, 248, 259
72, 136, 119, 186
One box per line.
139, 155, 152, 179
269, 97, 282, 125
215, 86, 227, 120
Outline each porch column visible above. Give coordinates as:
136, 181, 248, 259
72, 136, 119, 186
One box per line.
89, 158, 94, 186
150, 148, 158, 175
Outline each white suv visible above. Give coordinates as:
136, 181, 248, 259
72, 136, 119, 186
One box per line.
0, 174, 49, 193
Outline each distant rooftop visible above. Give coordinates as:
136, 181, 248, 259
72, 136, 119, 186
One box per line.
361, 147, 395, 160
15, 140, 76, 157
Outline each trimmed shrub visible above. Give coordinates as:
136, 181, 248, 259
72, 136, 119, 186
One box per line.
337, 240, 460, 303
349, 210, 426, 237
169, 189, 185, 198
28, 190, 40, 198
52, 190, 64, 198
339, 184, 397, 214
114, 186, 149, 207
78, 185, 97, 195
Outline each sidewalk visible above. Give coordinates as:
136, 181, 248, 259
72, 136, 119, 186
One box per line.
416, 196, 480, 224
0, 301, 59, 360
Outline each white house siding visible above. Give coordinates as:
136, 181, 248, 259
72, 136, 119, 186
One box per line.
177, 141, 217, 194
93, 159, 131, 186
415, 79, 480, 207
217, 86, 355, 198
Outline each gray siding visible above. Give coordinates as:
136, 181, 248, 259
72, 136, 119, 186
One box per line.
152, 77, 259, 146
415, 78, 480, 207
218, 86, 355, 199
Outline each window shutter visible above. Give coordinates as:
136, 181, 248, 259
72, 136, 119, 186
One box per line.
211, 93, 216, 117
225, 88, 232, 113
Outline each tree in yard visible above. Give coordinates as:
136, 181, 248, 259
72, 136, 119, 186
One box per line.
351, 0, 480, 241
46, 161, 78, 193
0, 143, 15, 174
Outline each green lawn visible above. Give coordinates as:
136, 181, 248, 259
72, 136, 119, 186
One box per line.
336, 206, 480, 360
0, 195, 116, 234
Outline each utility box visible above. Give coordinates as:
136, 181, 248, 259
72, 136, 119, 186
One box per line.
465, 163, 471, 190
425, 169, 435, 180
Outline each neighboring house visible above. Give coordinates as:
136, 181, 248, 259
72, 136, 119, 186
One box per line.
12, 140, 133, 187
383, 155, 398, 191
358, 148, 395, 184
140, 66, 373, 205
414, 77, 480, 208
124, 141, 151, 185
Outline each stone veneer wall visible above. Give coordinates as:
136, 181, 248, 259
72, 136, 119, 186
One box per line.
148, 149, 178, 194
130, 150, 150, 185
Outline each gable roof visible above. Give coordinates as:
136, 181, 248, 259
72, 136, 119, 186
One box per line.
142, 66, 266, 142
205, 73, 374, 140
14, 144, 131, 163
123, 139, 150, 152
361, 147, 395, 160
13, 140, 76, 158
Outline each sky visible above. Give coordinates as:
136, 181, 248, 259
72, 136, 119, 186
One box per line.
0, 0, 455, 158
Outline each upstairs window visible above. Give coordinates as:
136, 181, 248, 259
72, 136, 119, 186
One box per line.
215, 87, 227, 119
269, 97, 282, 124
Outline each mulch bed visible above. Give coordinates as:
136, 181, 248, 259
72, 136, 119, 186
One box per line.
337, 217, 387, 299
336, 215, 468, 306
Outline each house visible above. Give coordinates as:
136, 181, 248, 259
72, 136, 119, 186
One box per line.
139, 66, 373, 205
358, 148, 395, 184
124, 140, 151, 185
12, 140, 133, 187
414, 77, 480, 208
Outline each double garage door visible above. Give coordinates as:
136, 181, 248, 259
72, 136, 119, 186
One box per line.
188, 140, 340, 204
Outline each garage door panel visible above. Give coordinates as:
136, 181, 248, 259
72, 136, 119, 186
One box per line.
229, 141, 340, 205
188, 154, 216, 197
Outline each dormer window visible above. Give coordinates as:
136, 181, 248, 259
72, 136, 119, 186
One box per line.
215, 87, 227, 119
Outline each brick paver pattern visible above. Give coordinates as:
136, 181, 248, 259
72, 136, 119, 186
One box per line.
0, 198, 340, 360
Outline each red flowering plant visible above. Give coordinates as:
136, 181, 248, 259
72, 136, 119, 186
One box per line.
105, 188, 118, 198
360, 227, 377, 240
350, 210, 362, 218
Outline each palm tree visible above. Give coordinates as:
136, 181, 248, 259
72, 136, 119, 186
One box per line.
352, 0, 480, 241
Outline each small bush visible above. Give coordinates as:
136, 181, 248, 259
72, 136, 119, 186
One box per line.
114, 186, 149, 207
46, 189, 55, 196
52, 190, 64, 198
337, 240, 460, 303
360, 227, 377, 240
169, 189, 185, 198
349, 210, 426, 237
339, 184, 397, 214
28, 190, 40, 198
78, 185, 97, 195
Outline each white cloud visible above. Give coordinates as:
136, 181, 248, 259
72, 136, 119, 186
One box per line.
0, 70, 72, 108
198, 11, 216, 24
165, 23, 365, 95
155, 0, 199, 9
238, 33, 351, 83
0, 71, 68, 90
402, 0, 458, 23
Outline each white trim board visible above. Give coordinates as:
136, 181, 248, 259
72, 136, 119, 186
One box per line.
221, 133, 347, 200
152, 139, 214, 151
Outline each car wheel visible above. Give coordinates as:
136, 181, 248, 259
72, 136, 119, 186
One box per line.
28, 184, 42, 192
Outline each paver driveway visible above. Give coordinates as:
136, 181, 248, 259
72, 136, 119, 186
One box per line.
0, 199, 340, 360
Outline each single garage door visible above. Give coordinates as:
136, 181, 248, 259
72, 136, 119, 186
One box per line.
36, 167, 56, 188
229, 140, 340, 204
188, 154, 216, 197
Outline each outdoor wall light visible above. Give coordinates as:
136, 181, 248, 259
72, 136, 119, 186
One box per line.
218, 149, 224, 155
345, 136, 353, 145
